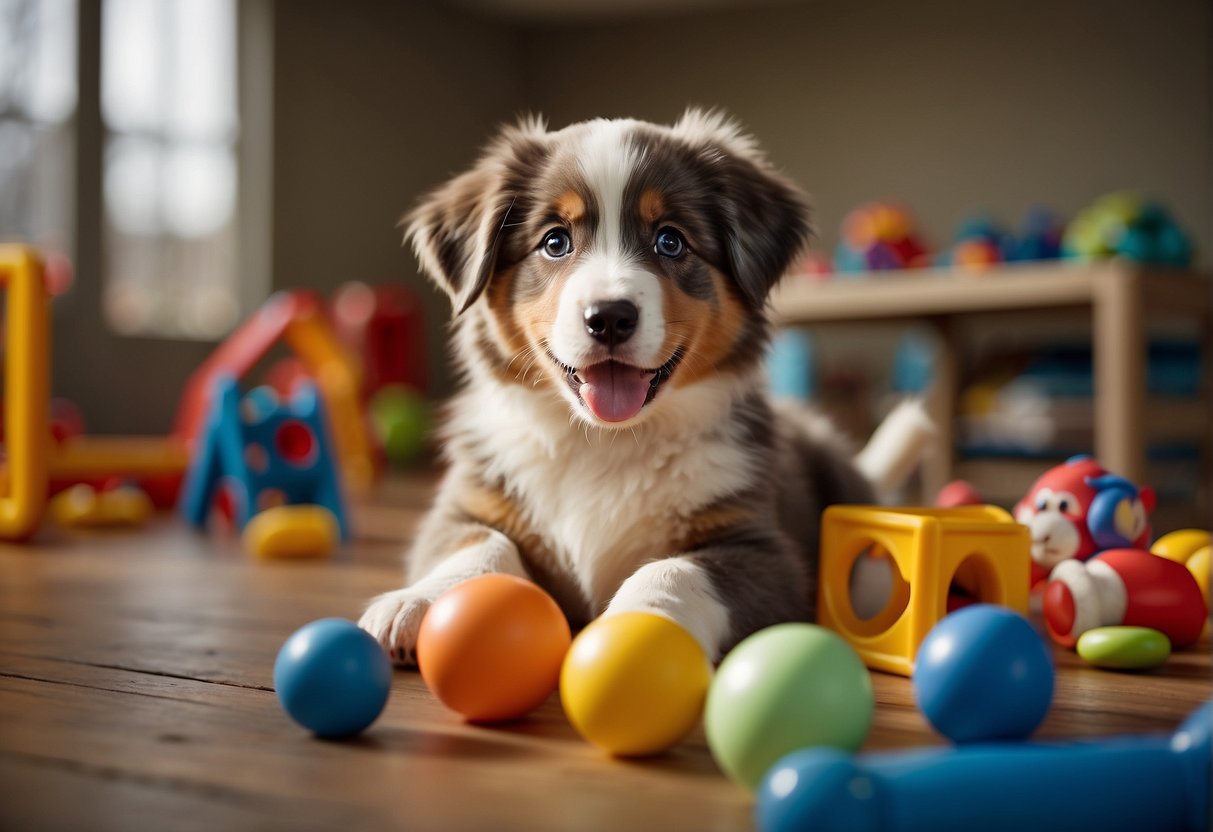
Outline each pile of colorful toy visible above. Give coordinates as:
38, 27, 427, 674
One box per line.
810, 191, 1193, 279
935, 209, 1065, 272
833, 202, 930, 273
1063, 192, 1193, 267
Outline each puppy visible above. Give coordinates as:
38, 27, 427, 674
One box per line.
360, 110, 928, 664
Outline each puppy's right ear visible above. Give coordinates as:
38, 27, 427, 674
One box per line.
404, 118, 549, 315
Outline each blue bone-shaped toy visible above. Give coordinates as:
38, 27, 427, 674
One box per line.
758, 701, 1211, 832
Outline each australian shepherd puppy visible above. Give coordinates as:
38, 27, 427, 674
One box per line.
360, 110, 928, 664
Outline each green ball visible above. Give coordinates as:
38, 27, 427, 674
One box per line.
369, 385, 430, 466
704, 623, 873, 791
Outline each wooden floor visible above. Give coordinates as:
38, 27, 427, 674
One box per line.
1, 473, 1209, 832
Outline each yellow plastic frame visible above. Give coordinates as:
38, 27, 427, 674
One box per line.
0, 244, 189, 541
0, 246, 51, 539
818, 505, 1031, 676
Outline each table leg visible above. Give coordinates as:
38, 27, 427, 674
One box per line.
1093, 269, 1146, 484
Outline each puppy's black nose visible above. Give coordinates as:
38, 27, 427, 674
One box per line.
584, 300, 639, 347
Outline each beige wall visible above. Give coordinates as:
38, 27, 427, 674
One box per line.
271, 0, 526, 402
518, 0, 1211, 259
59, 0, 1210, 428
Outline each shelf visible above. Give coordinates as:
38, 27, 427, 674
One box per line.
770, 260, 1210, 324
768, 260, 1212, 517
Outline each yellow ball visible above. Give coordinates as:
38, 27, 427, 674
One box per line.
1187, 546, 1209, 601
560, 612, 711, 756
1151, 529, 1210, 565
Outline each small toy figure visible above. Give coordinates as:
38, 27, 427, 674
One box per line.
1013, 455, 1155, 586
1043, 547, 1207, 649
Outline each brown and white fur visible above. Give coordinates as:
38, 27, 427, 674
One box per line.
359, 110, 930, 664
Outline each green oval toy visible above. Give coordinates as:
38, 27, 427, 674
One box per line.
704, 623, 873, 791
1076, 626, 1171, 671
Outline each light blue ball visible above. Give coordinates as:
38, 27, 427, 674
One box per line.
912, 605, 1054, 744
274, 618, 392, 737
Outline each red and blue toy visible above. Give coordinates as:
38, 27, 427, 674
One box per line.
1013, 455, 1155, 586
1043, 547, 1208, 649
179, 375, 348, 539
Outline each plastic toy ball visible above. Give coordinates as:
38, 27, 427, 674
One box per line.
369, 385, 430, 467
704, 623, 873, 791
417, 574, 571, 723
934, 479, 983, 507
560, 611, 711, 756
912, 604, 1053, 744
274, 618, 392, 738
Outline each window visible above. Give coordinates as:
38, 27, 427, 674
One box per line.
102, 0, 240, 337
1, 0, 268, 341
0, 0, 77, 257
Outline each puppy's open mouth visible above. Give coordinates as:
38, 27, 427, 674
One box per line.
548, 349, 684, 423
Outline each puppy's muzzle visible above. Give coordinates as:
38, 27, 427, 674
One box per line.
583, 300, 639, 349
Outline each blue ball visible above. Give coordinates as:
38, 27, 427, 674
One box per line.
912, 605, 1054, 744
274, 618, 392, 737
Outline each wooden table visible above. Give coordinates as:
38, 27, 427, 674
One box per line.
770, 261, 1212, 514
1, 474, 1209, 831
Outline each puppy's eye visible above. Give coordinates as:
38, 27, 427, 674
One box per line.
541, 229, 573, 259
655, 227, 686, 258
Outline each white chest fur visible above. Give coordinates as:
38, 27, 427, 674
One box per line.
448, 376, 761, 611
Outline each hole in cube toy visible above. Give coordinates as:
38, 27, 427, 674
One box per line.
948, 552, 1003, 616
847, 539, 910, 635
275, 420, 317, 468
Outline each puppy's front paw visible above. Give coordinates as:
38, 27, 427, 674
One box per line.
358, 590, 433, 666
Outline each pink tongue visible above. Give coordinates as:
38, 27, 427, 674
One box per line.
580, 362, 655, 422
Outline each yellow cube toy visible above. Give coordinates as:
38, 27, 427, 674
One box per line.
818, 505, 1031, 676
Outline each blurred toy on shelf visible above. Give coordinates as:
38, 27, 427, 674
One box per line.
834, 202, 930, 273
935, 216, 1011, 273
958, 340, 1203, 462
1013, 455, 1155, 586
1007, 208, 1065, 262
790, 250, 833, 280
1063, 192, 1192, 266
766, 329, 815, 402
937, 209, 1066, 273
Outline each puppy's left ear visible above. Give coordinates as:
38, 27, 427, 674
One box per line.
404, 117, 550, 315
721, 160, 812, 308
678, 110, 812, 309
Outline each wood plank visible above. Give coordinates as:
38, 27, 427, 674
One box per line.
769, 261, 1210, 324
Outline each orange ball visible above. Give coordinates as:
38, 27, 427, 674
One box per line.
417, 574, 571, 722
